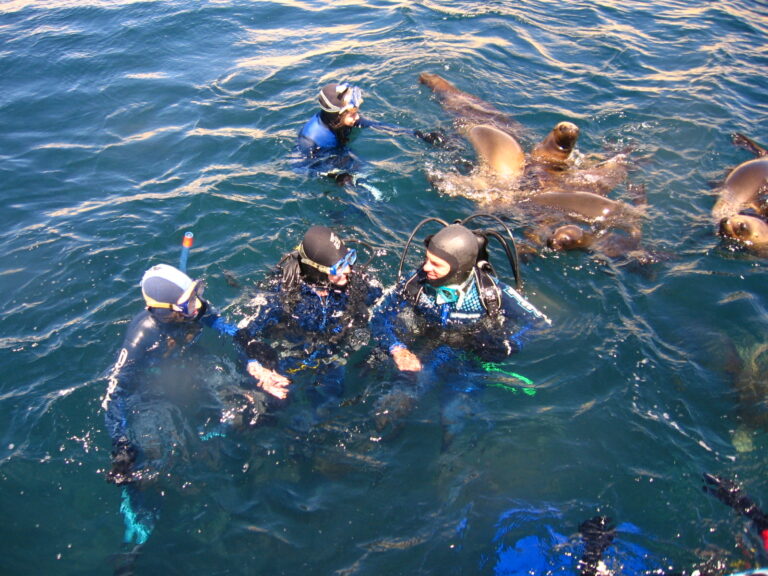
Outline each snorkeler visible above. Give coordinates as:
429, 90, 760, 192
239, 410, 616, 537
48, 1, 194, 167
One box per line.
298, 82, 444, 154
371, 214, 550, 373
102, 263, 272, 556
296, 82, 444, 190
235, 225, 382, 416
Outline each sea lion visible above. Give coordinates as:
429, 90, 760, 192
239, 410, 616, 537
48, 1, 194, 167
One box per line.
529, 191, 643, 230
530, 121, 580, 169
546, 224, 594, 252
468, 124, 525, 180
718, 214, 768, 249
546, 224, 650, 262
420, 72, 630, 201
418, 72, 526, 138
712, 157, 768, 220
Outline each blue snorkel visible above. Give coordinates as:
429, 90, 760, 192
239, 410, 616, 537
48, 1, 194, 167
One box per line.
178, 231, 194, 273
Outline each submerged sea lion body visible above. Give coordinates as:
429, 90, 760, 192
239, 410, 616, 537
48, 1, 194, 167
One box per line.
530, 191, 642, 229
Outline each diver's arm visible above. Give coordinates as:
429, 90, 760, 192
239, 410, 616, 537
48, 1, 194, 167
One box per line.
233, 295, 292, 399
498, 281, 550, 354
703, 473, 768, 552
198, 301, 238, 336
358, 117, 445, 145
102, 312, 160, 484
370, 286, 422, 372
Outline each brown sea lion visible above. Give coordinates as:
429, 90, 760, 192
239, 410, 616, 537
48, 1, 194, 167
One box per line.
546, 223, 653, 260
418, 72, 526, 138
530, 121, 580, 169
546, 224, 594, 252
529, 191, 643, 232
718, 214, 768, 249
712, 157, 768, 220
420, 72, 630, 201
468, 124, 525, 180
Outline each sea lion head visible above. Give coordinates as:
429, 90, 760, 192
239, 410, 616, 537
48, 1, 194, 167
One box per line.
547, 224, 590, 251
718, 214, 768, 248
550, 121, 580, 154
532, 121, 580, 168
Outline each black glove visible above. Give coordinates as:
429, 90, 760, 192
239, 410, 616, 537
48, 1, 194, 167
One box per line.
414, 129, 446, 146
106, 436, 137, 485
577, 516, 615, 576
703, 473, 768, 533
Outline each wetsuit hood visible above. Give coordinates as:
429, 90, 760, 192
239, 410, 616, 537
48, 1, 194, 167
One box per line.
298, 226, 348, 285
425, 224, 479, 287
141, 264, 200, 320
318, 83, 363, 114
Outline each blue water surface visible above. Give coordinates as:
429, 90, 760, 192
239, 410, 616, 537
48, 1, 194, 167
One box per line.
1, 0, 767, 574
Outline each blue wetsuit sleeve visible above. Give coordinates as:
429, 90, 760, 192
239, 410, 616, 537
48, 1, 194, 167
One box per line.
358, 116, 414, 136
232, 290, 284, 369
198, 303, 238, 336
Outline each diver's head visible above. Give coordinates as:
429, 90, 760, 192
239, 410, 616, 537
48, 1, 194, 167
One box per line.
297, 226, 356, 288
141, 263, 204, 320
319, 83, 363, 128
423, 224, 480, 287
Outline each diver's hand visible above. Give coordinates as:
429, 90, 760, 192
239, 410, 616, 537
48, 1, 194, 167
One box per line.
391, 346, 422, 372
247, 361, 291, 400
414, 129, 446, 146
703, 473, 768, 534
106, 436, 137, 485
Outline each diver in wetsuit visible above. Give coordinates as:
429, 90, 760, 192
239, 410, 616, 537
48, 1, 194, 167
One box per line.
102, 263, 272, 559
235, 225, 382, 414
371, 216, 550, 373
297, 82, 444, 188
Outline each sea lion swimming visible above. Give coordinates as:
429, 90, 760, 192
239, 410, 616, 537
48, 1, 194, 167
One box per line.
468, 124, 525, 180
712, 156, 768, 220
530, 121, 580, 169
418, 71, 527, 138
710, 134, 768, 253
419, 72, 629, 201
718, 214, 768, 250
529, 191, 643, 232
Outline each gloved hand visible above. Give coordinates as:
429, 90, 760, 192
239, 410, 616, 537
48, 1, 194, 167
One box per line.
106, 436, 137, 485
211, 316, 238, 336
578, 515, 615, 575
703, 473, 768, 533
414, 128, 447, 146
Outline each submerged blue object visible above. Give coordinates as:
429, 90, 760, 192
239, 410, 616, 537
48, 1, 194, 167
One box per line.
120, 488, 154, 546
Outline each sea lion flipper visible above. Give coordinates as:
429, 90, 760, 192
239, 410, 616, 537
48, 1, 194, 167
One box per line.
733, 133, 768, 157
468, 124, 525, 180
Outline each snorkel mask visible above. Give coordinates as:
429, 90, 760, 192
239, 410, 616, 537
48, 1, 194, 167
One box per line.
295, 226, 356, 287
298, 245, 357, 276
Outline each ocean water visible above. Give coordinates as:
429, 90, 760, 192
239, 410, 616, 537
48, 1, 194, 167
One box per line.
1, 0, 767, 574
